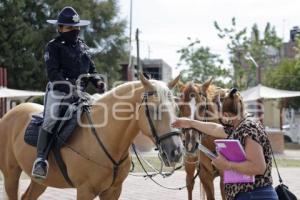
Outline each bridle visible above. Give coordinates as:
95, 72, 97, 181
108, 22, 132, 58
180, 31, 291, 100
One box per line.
140, 91, 181, 152
182, 90, 209, 155
191, 91, 209, 150
55, 90, 181, 189
197, 91, 209, 123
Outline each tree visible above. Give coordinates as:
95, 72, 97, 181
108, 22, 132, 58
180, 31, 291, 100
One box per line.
264, 38, 300, 108
0, 0, 127, 90
214, 18, 282, 89
177, 38, 230, 87
0, 0, 49, 90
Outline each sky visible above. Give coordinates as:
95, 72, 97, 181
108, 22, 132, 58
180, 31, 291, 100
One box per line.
118, 0, 300, 76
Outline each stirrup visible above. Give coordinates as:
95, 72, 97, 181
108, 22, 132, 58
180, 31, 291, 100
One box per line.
31, 158, 49, 180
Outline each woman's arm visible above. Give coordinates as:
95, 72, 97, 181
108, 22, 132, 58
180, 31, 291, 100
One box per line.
171, 118, 228, 138
230, 137, 266, 175
212, 137, 266, 176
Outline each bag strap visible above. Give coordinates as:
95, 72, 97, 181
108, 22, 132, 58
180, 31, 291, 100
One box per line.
270, 144, 283, 184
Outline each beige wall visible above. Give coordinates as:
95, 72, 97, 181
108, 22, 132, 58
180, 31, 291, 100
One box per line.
264, 100, 281, 129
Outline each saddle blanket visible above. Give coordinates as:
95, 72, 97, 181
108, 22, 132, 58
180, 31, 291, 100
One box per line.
24, 103, 83, 148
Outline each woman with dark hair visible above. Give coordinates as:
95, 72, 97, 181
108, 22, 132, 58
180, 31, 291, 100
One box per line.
172, 88, 278, 200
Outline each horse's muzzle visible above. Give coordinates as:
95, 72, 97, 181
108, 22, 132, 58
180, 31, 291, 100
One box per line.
159, 134, 183, 167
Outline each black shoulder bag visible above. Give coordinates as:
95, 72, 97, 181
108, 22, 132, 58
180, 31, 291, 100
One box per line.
271, 147, 297, 200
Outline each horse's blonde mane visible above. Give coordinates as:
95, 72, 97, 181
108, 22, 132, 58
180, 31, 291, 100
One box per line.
205, 84, 218, 101
150, 80, 175, 104
91, 79, 175, 104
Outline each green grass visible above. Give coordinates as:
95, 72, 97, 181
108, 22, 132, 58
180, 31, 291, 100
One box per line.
273, 158, 300, 167
285, 143, 300, 150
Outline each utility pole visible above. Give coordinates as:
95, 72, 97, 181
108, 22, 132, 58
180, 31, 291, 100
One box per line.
135, 28, 141, 79
127, 0, 133, 81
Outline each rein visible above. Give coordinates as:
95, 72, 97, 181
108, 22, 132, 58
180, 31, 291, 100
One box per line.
130, 143, 180, 178
57, 91, 180, 188
84, 105, 129, 185
130, 143, 199, 191
128, 91, 200, 190
180, 89, 209, 187
54, 101, 129, 187
141, 91, 181, 149
56, 90, 182, 188
183, 91, 209, 154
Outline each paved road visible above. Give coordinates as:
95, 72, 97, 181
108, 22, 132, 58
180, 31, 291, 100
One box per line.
1, 168, 299, 199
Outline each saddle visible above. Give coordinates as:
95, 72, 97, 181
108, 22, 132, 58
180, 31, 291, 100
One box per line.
24, 102, 83, 148
24, 100, 86, 186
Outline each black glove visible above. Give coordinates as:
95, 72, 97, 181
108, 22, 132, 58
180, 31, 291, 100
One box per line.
96, 81, 106, 94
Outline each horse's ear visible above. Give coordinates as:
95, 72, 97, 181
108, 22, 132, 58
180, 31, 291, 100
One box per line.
140, 72, 152, 89
202, 77, 214, 91
168, 74, 181, 89
177, 81, 185, 91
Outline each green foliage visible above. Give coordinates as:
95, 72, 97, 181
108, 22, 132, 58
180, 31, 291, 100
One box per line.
264, 37, 300, 108
0, 0, 127, 90
264, 59, 300, 108
177, 38, 231, 87
32, 95, 44, 105
214, 18, 282, 89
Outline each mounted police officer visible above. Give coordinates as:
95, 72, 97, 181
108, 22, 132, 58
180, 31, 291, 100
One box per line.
32, 6, 106, 179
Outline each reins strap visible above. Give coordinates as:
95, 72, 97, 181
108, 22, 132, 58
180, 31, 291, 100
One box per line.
84, 107, 117, 165
144, 97, 160, 144
131, 143, 187, 190
158, 131, 180, 141
84, 106, 128, 184
143, 95, 180, 144
53, 144, 75, 187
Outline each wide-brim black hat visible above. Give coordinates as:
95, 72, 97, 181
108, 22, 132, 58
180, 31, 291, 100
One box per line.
47, 6, 90, 27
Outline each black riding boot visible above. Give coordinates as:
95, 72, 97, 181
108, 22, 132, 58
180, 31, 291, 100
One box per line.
31, 128, 52, 179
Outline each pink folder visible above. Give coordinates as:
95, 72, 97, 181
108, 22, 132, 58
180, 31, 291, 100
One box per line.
214, 139, 254, 183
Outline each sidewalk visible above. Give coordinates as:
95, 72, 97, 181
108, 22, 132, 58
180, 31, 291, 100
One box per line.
276, 149, 300, 160
1, 168, 299, 199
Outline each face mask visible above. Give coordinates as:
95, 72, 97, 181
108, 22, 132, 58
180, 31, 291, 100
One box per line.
59, 29, 80, 44
221, 113, 234, 127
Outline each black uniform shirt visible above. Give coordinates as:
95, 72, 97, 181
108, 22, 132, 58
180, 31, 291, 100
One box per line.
44, 36, 102, 93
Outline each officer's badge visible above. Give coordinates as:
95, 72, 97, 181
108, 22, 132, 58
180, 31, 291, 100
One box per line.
80, 43, 85, 49
44, 51, 49, 62
72, 15, 80, 23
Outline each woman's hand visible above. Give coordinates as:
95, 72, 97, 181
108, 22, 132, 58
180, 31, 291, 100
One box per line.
211, 154, 231, 171
171, 117, 192, 129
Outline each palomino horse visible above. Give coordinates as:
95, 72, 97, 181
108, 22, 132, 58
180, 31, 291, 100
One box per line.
178, 78, 226, 200
0, 73, 183, 200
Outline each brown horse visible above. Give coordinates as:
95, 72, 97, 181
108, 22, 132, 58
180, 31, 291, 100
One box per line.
178, 78, 226, 200
0, 73, 183, 200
